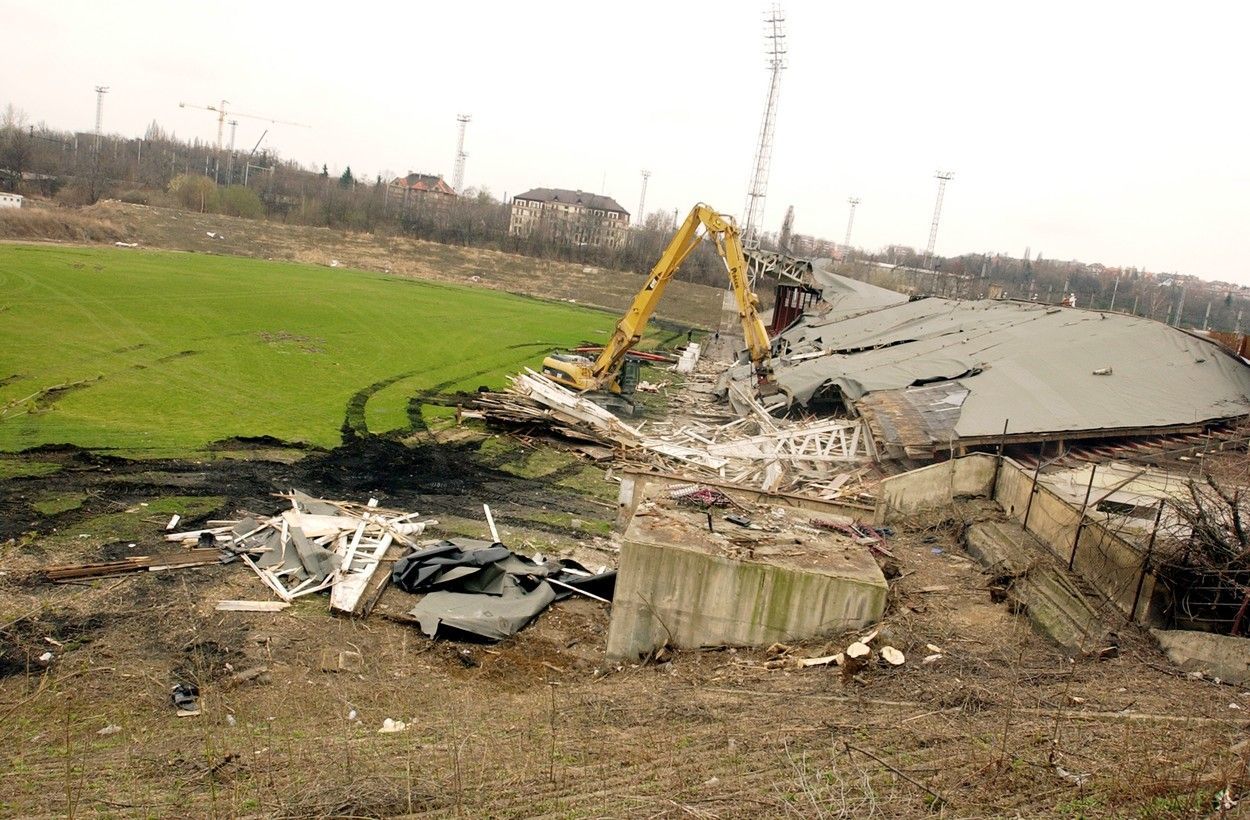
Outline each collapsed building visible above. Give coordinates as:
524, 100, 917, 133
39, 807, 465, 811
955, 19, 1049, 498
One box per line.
725, 290, 1250, 463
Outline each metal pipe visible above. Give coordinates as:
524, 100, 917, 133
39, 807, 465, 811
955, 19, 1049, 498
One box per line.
1021, 444, 1045, 531
990, 418, 1009, 498
1129, 501, 1166, 622
1068, 464, 1098, 570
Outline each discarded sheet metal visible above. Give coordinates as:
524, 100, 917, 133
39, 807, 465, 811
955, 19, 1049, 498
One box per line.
391, 538, 616, 641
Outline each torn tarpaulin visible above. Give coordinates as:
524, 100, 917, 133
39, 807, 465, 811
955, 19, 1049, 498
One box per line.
391, 539, 616, 640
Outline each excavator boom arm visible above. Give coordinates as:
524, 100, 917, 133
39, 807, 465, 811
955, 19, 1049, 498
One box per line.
590, 204, 771, 387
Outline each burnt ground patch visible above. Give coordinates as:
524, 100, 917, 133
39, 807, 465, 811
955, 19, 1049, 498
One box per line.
1, 433, 606, 546
0, 610, 114, 678
290, 433, 603, 525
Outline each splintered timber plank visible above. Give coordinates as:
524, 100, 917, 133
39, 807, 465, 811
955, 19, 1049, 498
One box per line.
354, 541, 406, 618
341, 498, 379, 570
46, 549, 223, 581
330, 533, 395, 616
241, 554, 293, 603
215, 600, 290, 612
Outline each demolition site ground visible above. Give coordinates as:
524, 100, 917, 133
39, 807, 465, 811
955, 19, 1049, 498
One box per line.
1, 234, 1248, 817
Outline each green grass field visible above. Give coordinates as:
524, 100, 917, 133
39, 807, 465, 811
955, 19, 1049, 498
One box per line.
0, 244, 617, 455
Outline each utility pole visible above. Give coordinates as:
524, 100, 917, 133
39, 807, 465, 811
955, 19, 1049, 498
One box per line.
1109, 275, 1119, 312
844, 196, 860, 251
452, 114, 470, 194
226, 119, 238, 184
94, 86, 109, 151
637, 170, 650, 229
1203, 300, 1212, 330
923, 171, 954, 269
1174, 286, 1186, 328
742, 3, 786, 249
213, 100, 228, 150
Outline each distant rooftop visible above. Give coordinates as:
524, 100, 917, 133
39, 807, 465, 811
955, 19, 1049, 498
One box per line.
392, 173, 455, 195
515, 188, 628, 215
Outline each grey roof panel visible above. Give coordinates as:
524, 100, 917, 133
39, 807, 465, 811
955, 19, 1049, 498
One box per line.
766, 298, 1250, 440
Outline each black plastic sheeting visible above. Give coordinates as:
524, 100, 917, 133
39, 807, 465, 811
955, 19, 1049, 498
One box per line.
391, 538, 616, 641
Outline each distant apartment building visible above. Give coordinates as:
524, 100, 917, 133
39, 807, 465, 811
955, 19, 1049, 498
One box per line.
509, 188, 630, 249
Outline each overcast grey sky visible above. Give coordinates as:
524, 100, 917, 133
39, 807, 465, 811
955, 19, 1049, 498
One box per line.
4, 0, 1248, 281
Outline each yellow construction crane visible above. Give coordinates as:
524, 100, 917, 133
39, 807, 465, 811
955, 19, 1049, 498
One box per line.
177, 99, 309, 150
541, 203, 773, 412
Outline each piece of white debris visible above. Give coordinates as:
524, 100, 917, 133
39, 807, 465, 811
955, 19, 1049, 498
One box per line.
226, 714, 237, 727
347, 709, 358, 721
880, 646, 906, 666
97, 725, 122, 736
379, 718, 407, 733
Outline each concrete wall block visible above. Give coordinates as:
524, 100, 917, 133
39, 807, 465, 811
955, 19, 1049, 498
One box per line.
1152, 629, 1250, 684
606, 539, 887, 660
876, 452, 998, 523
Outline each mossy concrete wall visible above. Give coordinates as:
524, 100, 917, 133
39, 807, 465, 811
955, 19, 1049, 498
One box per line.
994, 458, 1162, 623
606, 536, 887, 660
873, 453, 1164, 625
965, 520, 1108, 651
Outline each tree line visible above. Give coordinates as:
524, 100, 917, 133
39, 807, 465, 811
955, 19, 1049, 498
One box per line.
0, 103, 738, 289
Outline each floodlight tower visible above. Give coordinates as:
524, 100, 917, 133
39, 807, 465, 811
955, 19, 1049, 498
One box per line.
637, 170, 650, 228
452, 114, 471, 194
923, 171, 954, 268
94, 86, 109, 151
844, 197, 861, 249
742, 3, 786, 248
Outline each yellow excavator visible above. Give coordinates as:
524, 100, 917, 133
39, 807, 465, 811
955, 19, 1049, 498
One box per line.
541, 203, 773, 414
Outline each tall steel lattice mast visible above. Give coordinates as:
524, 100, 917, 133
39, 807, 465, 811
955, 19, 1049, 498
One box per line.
742, 4, 786, 248
923, 171, 954, 268
94, 85, 109, 151
844, 197, 861, 249
637, 170, 650, 228
452, 114, 471, 194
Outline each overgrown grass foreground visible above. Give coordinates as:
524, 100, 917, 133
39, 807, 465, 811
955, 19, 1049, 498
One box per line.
0, 244, 611, 455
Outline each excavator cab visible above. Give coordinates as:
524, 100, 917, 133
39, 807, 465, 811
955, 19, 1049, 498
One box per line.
543, 352, 642, 415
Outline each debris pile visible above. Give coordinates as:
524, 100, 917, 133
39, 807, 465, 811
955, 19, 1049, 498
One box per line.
166, 491, 434, 615
471, 370, 645, 447
475, 370, 875, 499
44, 490, 615, 643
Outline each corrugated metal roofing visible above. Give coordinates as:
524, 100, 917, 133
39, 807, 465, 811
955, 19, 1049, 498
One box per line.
759, 297, 1250, 447
809, 259, 909, 321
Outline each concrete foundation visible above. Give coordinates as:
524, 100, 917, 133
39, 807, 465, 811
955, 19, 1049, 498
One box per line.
606, 487, 887, 660
1152, 629, 1250, 684
965, 520, 1110, 652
